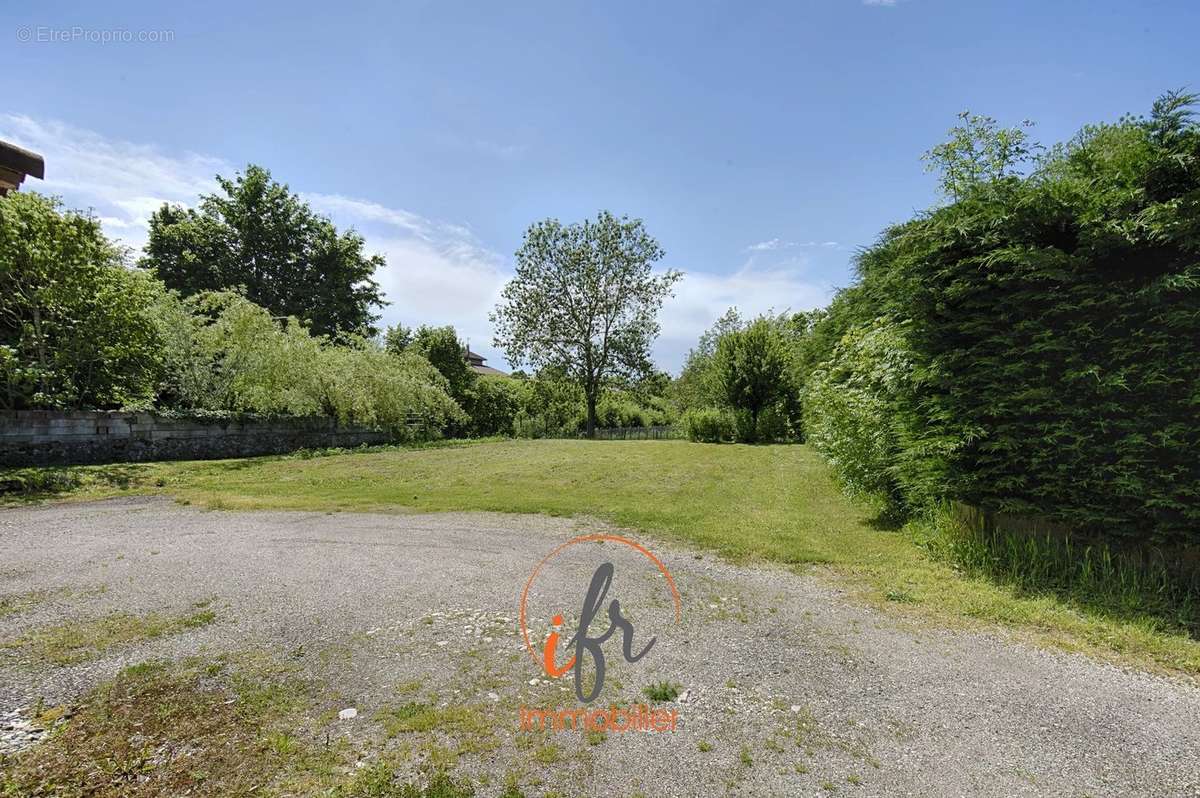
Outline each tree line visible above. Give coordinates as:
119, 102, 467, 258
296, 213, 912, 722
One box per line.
3, 89, 1196, 556
0, 169, 681, 439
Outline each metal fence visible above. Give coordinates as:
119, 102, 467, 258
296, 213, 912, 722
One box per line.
590, 425, 680, 441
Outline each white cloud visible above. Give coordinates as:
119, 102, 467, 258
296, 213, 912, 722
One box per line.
302, 193, 510, 364
746, 238, 841, 253
299, 193, 435, 239
0, 113, 835, 373
0, 114, 224, 253
0, 113, 512, 366
863, 0, 898, 6
747, 238, 788, 251
655, 262, 833, 370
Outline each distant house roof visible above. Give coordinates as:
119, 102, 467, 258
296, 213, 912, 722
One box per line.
465, 348, 507, 377
0, 140, 45, 195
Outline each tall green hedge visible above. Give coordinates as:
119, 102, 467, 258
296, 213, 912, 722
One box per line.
810, 93, 1200, 547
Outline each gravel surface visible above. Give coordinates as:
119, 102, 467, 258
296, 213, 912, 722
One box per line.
1, 496, 1198, 797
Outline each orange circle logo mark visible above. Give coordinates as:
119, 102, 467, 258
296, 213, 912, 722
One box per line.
518, 533, 682, 674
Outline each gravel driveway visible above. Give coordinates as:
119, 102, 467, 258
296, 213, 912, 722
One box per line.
2, 497, 1198, 797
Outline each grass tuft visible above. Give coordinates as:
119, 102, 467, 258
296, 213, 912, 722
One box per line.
641, 681, 682, 702
909, 510, 1200, 640
4, 608, 217, 665
0, 589, 50, 618
335, 763, 476, 798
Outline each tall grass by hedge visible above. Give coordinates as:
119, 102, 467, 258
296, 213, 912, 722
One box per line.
805, 92, 1200, 548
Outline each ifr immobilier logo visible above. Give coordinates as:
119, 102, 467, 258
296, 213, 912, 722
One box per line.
517, 534, 682, 734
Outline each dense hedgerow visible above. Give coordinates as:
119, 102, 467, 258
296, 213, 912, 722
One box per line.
803, 318, 916, 505
807, 92, 1200, 547
152, 291, 467, 435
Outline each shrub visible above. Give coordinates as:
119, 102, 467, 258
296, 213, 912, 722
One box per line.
682, 407, 737, 443
641, 395, 678, 426
152, 290, 464, 436
805, 92, 1200, 546
732, 409, 756, 443
517, 368, 583, 437
0, 192, 165, 410
754, 404, 792, 443
569, 394, 664, 432
511, 411, 570, 439
463, 376, 528, 437
803, 319, 916, 508
311, 346, 466, 437
598, 398, 648, 428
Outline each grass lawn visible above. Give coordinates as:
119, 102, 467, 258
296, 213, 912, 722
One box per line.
10, 438, 1200, 677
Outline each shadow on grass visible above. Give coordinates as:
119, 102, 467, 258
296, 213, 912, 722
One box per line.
0, 467, 85, 502
0, 463, 156, 503
865, 510, 906, 532
0, 438, 490, 504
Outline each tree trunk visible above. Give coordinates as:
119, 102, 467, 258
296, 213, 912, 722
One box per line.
585, 390, 597, 439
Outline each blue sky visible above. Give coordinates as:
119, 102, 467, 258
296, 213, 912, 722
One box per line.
2, 0, 1196, 371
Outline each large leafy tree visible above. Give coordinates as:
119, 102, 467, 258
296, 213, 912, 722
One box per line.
409, 325, 475, 402
141, 165, 386, 338
492, 211, 680, 437
0, 192, 163, 410
713, 317, 791, 441
673, 307, 744, 410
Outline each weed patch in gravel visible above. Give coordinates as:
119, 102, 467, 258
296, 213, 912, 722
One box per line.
3, 606, 217, 665
0, 658, 314, 796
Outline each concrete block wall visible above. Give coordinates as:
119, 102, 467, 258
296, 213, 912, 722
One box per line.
0, 410, 393, 467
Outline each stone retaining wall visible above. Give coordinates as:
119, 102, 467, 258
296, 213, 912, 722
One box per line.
0, 410, 393, 467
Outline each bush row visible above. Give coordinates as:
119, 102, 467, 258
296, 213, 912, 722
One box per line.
466, 377, 676, 439
802, 93, 1200, 547
0, 193, 463, 438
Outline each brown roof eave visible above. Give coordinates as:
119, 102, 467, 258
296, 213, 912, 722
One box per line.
0, 140, 45, 180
